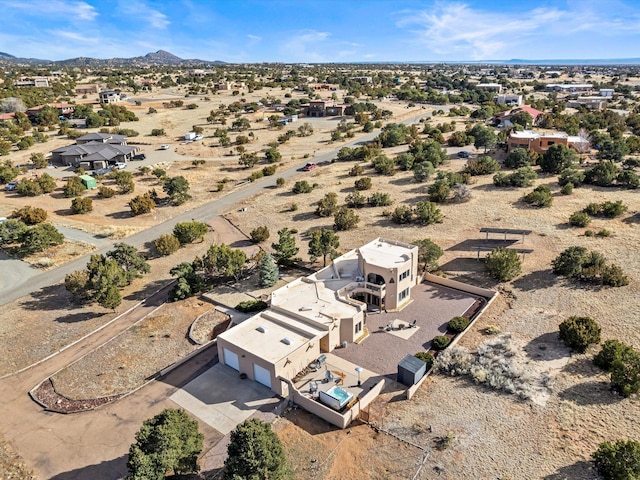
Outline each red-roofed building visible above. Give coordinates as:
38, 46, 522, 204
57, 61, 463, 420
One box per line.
26, 103, 75, 118
493, 105, 545, 128
0, 112, 16, 123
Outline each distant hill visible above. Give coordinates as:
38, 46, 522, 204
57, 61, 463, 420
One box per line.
0, 50, 225, 66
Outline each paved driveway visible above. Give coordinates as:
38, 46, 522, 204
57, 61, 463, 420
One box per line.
170, 363, 278, 434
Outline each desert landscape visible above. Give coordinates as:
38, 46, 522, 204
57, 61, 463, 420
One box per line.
0, 53, 639, 480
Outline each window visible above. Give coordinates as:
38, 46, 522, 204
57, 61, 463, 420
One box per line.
355, 322, 362, 334
399, 269, 410, 281
398, 288, 409, 302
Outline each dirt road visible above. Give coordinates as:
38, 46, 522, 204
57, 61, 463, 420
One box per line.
0, 282, 223, 480
0, 111, 431, 307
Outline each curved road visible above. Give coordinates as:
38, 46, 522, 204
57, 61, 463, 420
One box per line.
0, 111, 431, 307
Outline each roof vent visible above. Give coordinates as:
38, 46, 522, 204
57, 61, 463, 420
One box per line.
299, 306, 313, 311
256, 326, 267, 333
281, 337, 293, 345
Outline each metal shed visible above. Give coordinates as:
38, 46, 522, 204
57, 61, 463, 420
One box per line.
397, 354, 427, 387
79, 174, 97, 190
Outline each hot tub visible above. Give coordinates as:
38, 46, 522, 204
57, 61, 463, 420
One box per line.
318, 385, 354, 410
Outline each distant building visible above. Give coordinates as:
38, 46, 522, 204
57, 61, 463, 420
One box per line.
508, 130, 588, 154
476, 83, 503, 93
545, 84, 592, 93
494, 94, 523, 106
305, 101, 344, 118
493, 105, 545, 127
75, 84, 99, 95
50, 133, 137, 169
599, 88, 615, 97
99, 90, 125, 104
13, 77, 50, 88
567, 97, 607, 111
351, 76, 373, 84
26, 103, 75, 118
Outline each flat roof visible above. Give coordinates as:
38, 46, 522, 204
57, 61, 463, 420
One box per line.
219, 313, 324, 364
358, 238, 416, 270
510, 130, 567, 139
480, 228, 532, 235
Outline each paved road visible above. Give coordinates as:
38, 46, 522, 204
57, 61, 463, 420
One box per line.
54, 225, 113, 248
0, 111, 431, 307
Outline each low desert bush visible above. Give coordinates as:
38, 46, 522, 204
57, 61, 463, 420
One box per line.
558, 316, 601, 353
235, 299, 268, 313
448, 316, 470, 333
431, 335, 451, 350
414, 352, 435, 371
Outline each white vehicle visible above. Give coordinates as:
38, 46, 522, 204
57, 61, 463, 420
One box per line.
113, 162, 127, 170
194, 135, 204, 141
160, 144, 170, 150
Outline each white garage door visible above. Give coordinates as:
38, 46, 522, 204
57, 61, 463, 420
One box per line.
223, 348, 239, 371
253, 364, 271, 389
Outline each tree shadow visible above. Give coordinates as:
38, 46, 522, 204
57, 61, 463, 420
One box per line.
512, 270, 557, 292
19, 284, 80, 311
53, 208, 75, 217
439, 257, 486, 274
543, 460, 597, 480
623, 212, 640, 225
524, 332, 570, 361
123, 279, 172, 302
106, 210, 133, 219
291, 211, 319, 222
55, 311, 106, 323
557, 381, 621, 406
388, 176, 415, 186
49, 454, 127, 480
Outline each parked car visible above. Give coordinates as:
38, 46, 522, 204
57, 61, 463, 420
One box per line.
133, 153, 146, 160
160, 144, 170, 150
303, 162, 317, 171
4, 182, 17, 191
457, 150, 470, 158
92, 168, 111, 176
113, 162, 127, 170
194, 135, 204, 141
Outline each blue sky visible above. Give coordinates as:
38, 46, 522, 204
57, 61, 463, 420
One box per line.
1, 0, 640, 62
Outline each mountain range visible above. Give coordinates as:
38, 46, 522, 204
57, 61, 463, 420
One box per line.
0, 50, 224, 67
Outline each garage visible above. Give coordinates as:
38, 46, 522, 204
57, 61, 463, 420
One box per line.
223, 348, 239, 371
253, 363, 272, 389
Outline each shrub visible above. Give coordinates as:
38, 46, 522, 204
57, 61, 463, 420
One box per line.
485, 247, 522, 281
128, 192, 155, 214
584, 202, 602, 216
150, 128, 165, 136
558, 316, 601, 353
292, 180, 313, 194
493, 166, 537, 188
558, 168, 585, 187
98, 186, 116, 198
560, 183, 574, 195
432, 335, 451, 350
63, 176, 87, 198
275, 177, 285, 187
19, 223, 64, 256
262, 165, 277, 176
451, 183, 472, 203
428, 180, 451, 203
414, 352, 435, 370
610, 351, 640, 397
368, 192, 392, 207
413, 161, 435, 183
154, 234, 181, 256
315, 192, 338, 217
523, 185, 553, 208
448, 316, 470, 333
600, 200, 628, 218
585, 160, 619, 186
349, 164, 364, 176
249, 171, 264, 182
602, 264, 630, 287
569, 211, 591, 227
173, 221, 208, 244
464, 156, 500, 176
371, 154, 396, 175
594, 339, 634, 371
504, 148, 531, 168
593, 440, 640, 479
354, 177, 372, 190
415, 201, 443, 225
333, 207, 359, 231
235, 299, 268, 313
596, 229, 611, 238
552, 246, 590, 277
70, 197, 93, 214
540, 144, 576, 174
617, 169, 640, 189
11, 206, 47, 225
250, 226, 270, 243
345, 191, 366, 208
391, 205, 414, 224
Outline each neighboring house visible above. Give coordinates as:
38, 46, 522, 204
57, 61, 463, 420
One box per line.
476, 83, 503, 93
13, 77, 50, 88
0, 112, 15, 124
494, 94, 523, 106
493, 105, 545, 128
99, 90, 125, 104
26, 103, 75, 118
508, 130, 589, 153
217, 238, 419, 397
351, 76, 373, 84
50, 133, 137, 169
75, 84, 99, 95
305, 101, 343, 117
546, 83, 592, 93
600, 88, 615, 97
567, 97, 608, 111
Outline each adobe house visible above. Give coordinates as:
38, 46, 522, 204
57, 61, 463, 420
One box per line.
217, 238, 419, 397
507, 130, 588, 154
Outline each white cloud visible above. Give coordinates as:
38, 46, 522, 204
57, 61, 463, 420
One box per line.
48, 29, 97, 43
397, 2, 570, 59
1, 0, 97, 20
280, 30, 331, 62
120, 0, 169, 29
247, 34, 262, 41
